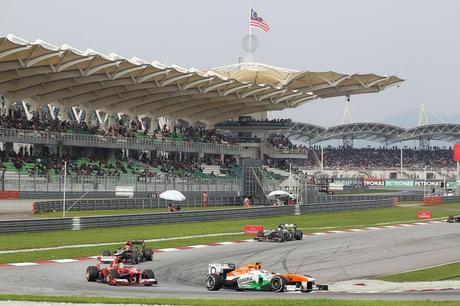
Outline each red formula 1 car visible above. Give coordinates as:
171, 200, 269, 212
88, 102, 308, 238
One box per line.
86, 255, 157, 286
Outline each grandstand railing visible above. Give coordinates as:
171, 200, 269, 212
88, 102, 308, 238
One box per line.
2, 174, 241, 193
0, 128, 241, 154
216, 120, 292, 128
263, 142, 308, 158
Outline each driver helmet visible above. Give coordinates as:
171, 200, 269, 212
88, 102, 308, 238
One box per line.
119, 263, 125, 268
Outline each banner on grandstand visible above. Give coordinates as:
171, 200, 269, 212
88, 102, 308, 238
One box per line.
447, 181, 457, 189
384, 179, 414, 187
333, 178, 362, 186
364, 178, 385, 186
414, 180, 441, 187
454, 144, 460, 161
329, 182, 344, 191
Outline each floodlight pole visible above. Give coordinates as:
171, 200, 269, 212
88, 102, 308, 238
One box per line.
62, 160, 67, 218
248, 6, 252, 62
400, 147, 403, 177
423, 165, 427, 197
444, 173, 446, 196
320, 146, 324, 172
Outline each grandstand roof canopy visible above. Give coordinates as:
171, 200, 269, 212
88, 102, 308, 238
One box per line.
280, 122, 460, 145
211, 62, 404, 99
312, 122, 406, 144
390, 124, 460, 144
0, 34, 403, 124
285, 122, 326, 142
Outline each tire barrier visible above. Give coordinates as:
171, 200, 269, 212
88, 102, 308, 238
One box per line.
1, 198, 395, 233
0, 190, 20, 199
423, 195, 460, 205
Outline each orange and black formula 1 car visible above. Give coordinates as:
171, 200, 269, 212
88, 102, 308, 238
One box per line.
86, 255, 157, 286
205, 263, 328, 293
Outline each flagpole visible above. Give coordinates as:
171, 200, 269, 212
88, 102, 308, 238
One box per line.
248, 6, 252, 62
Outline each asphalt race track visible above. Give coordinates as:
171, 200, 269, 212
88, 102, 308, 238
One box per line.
1, 223, 460, 300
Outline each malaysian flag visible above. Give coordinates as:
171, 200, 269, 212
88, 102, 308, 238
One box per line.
250, 9, 270, 33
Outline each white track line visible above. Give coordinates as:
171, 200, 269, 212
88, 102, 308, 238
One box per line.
0, 231, 244, 254
9, 262, 38, 266
52, 259, 78, 263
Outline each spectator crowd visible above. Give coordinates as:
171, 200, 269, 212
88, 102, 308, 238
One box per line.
265, 146, 456, 170
0, 105, 232, 144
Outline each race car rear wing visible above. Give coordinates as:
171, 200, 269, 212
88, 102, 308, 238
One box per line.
209, 263, 235, 275
98, 256, 115, 264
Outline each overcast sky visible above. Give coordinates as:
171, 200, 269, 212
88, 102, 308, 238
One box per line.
2, 0, 459, 128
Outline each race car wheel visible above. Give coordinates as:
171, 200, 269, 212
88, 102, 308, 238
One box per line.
144, 248, 153, 261
132, 254, 140, 264
283, 231, 292, 241
279, 233, 285, 242
142, 269, 155, 286
143, 269, 155, 279
106, 269, 119, 284
270, 275, 287, 292
102, 250, 111, 256
295, 230, 303, 240
205, 274, 222, 291
86, 266, 99, 282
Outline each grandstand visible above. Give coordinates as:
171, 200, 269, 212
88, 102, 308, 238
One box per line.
10, 33, 460, 195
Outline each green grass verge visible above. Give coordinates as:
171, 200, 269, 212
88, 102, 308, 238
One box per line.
0, 294, 456, 305
35, 205, 242, 218
2, 203, 460, 264
375, 261, 460, 282
0, 234, 249, 264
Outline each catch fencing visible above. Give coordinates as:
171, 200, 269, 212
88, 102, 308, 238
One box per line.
312, 192, 424, 203
34, 195, 243, 213
1, 174, 241, 194
1, 198, 395, 233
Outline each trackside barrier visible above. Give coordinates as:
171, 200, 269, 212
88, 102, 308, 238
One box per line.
115, 186, 134, 198
423, 196, 443, 205
18, 190, 239, 200
422, 195, 460, 205
33, 196, 243, 213
0, 190, 20, 199
2, 198, 395, 233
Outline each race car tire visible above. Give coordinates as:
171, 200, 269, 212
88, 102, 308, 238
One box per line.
144, 248, 153, 261
143, 269, 155, 278
283, 231, 292, 241
130, 253, 139, 264
106, 269, 119, 284
295, 230, 303, 240
270, 275, 287, 292
279, 232, 285, 242
86, 266, 99, 282
205, 273, 222, 291
142, 269, 155, 286
102, 250, 111, 256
